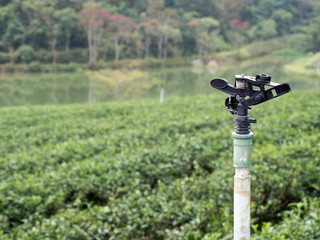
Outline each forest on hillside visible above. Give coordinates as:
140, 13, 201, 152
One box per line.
0, 0, 320, 65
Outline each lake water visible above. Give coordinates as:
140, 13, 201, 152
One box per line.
0, 60, 318, 107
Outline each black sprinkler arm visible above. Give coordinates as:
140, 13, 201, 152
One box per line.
210, 74, 291, 134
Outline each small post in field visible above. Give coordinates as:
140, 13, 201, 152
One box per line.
160, 87, 164, 104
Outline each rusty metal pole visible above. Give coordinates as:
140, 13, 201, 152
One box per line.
233, 132, 253, 240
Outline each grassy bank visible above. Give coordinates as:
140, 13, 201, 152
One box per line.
285, 52, 320, 77
214, 33, 309, 62
0, 91, 319, 239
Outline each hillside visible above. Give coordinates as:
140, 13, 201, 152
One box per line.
0, 0, 319, 65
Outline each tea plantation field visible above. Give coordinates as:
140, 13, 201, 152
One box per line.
0, 91, 319, 239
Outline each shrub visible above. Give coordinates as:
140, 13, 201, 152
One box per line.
2, 63, 15, 73
0, 52, 10, 64
27, 61, 42, 73
57, 49, 89, 64
98, 59, 107, 69
254, 197, 320, 239
65, 62, 80, 72
16, 45, 34, 63
35, 50, 53, 63
51, 62, 80, 72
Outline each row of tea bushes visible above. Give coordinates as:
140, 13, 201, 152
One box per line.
254, 197, 320, 239
0, 91, 319, 239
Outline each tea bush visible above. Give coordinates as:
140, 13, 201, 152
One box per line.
253, 197, 320, 239
0, 91, 318, 239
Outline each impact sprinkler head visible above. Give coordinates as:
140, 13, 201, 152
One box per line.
210, 74, 291, 134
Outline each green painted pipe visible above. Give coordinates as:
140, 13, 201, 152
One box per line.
232, 132, 254, 168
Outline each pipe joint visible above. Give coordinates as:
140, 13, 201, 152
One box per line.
232, 132, 253, 168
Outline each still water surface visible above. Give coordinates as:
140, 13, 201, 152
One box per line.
0, 61, 318, 107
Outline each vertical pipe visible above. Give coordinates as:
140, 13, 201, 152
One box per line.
234, 168, 250, 240
232, 132, 253, 240
160, 87, 164, 104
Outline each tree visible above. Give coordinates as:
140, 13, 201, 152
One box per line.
88, 69, 156, 100
132, 29, 144, 59
257, 0, 275, 18
146, 1, 179, 59
54, 8, 79, 51
248, 19, 277, 41
230, 19, 249, 54
54, 0, 86, 11
42, 7, 59, 63
308, 17, 320, 52
189, 17, 220, 56
158, 24, 181, 59
0, 2, 25, 61
272, 9, 293, 35
217, 0, 249, 20
176, 0, 220, 17
147, 0, 165, 17
21, 0, 47, 47
107, 14, 138, 62
25, 18, 46, 48
146, 0, 166, 58
2, 21, 24, 63
142, 20, 156, 58
78, 2, 111, 66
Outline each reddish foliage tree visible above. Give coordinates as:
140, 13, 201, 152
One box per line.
78, 2, 112, 66
230, 19, 250, 56
107, 14, 138, 62
230, 19, 249, 31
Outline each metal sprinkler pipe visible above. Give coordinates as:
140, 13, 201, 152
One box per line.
210, 74, 291, 240
233, 132, 253, 240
